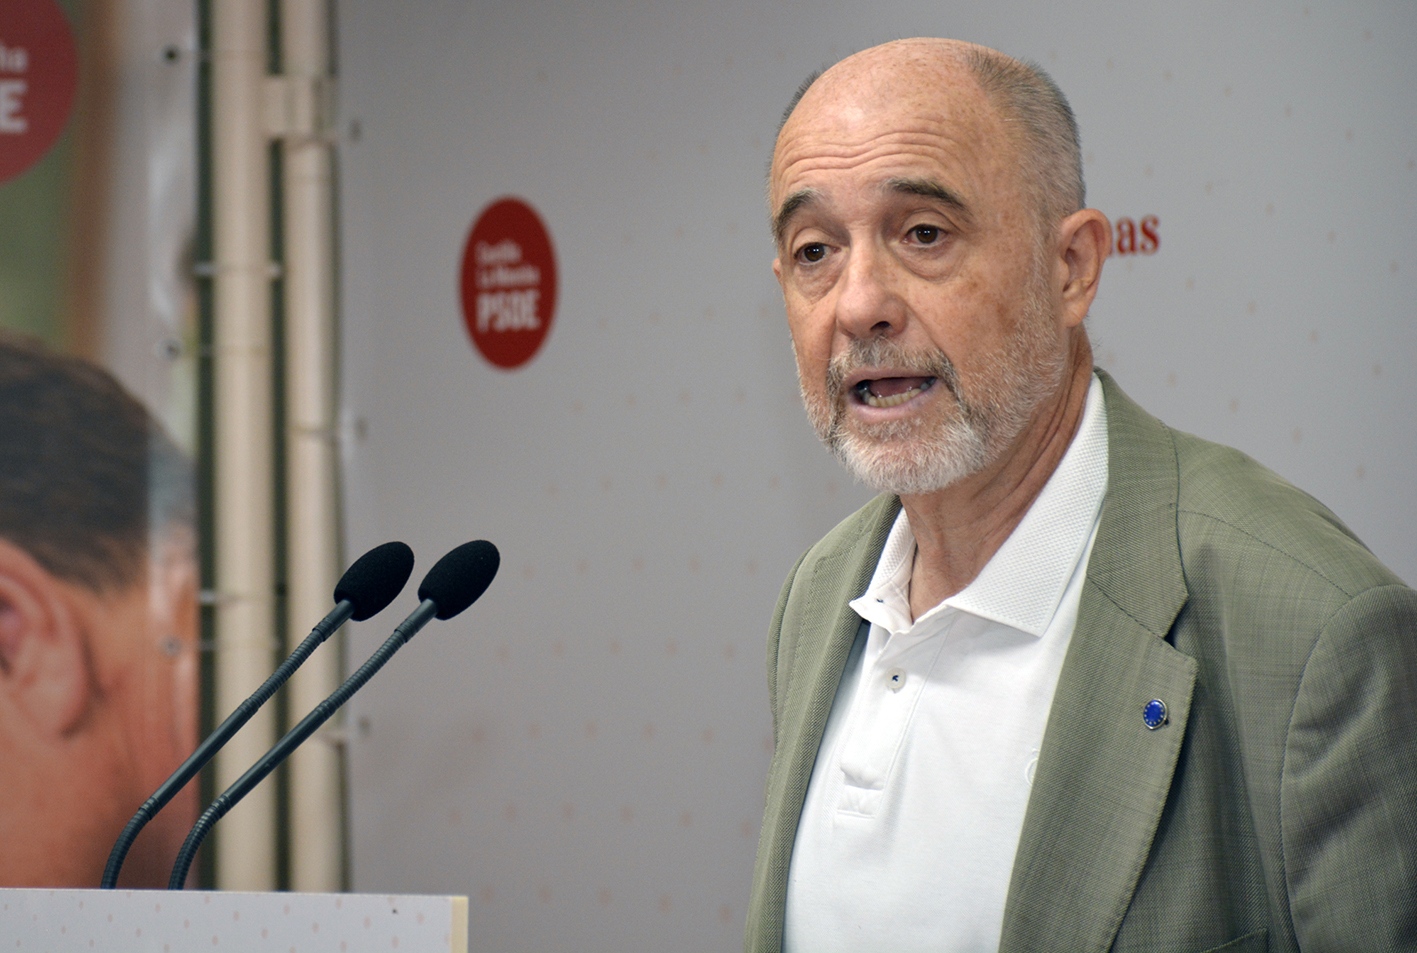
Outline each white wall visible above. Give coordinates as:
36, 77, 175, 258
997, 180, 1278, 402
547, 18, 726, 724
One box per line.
334, 3, 1416, 951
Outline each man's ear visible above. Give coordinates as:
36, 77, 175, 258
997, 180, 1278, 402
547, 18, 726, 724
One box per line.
0, 537, 91, 737
1055, 208, 1112, 330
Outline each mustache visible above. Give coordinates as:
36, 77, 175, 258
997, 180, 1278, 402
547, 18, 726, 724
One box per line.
825, 338, 963, 403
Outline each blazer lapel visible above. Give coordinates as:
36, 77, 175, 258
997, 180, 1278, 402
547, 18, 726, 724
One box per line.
1000, 372, 1198, 953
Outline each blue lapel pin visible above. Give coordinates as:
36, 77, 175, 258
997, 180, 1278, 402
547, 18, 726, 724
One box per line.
1143, 699, 1168, 730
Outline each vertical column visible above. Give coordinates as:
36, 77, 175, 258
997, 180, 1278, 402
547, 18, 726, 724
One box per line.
279, 0, 344, 892
209, 0, 277, 891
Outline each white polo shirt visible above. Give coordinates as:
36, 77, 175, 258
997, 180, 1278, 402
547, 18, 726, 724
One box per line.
783, 375, 1109, 953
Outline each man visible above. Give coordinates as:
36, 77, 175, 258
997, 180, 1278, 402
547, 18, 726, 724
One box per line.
0, 333, 199, 888
748, 39, 1416, 953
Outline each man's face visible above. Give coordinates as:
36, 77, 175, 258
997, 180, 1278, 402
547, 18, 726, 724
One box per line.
769, 43, 1068, 495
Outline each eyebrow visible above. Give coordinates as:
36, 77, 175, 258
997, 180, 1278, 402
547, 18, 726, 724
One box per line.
771, 188, 818, 247
884, 177, 971, 220
770, 178, 972, 247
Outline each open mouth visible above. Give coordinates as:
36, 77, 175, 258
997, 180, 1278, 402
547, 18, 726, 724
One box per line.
852, 376, 937, 408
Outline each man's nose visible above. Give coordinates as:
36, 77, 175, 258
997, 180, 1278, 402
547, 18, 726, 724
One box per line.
833, 243, 906, 340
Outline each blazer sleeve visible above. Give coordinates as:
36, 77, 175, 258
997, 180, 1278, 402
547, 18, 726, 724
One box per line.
1283, 583, 1417, 950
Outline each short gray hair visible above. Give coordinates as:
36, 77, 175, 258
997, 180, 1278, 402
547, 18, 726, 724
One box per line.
959, 46, 1085, 227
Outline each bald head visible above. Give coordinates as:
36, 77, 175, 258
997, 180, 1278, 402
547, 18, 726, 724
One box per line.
772, 39, 1084, 234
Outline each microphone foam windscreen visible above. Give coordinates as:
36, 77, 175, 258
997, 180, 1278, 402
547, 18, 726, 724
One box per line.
333, 541, 416, 621
417, 540, 500, 620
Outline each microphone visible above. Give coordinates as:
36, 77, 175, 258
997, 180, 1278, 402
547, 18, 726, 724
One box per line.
101, 541, 415, 889
167, 540, 500, 889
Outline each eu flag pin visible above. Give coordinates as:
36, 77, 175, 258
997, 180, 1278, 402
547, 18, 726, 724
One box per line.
1143, 699, 1168, 730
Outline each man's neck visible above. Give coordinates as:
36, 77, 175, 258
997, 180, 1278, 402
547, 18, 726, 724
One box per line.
901, 349, 1094, 620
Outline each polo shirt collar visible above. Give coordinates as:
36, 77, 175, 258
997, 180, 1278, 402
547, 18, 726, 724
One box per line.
851, 374, 1109, 639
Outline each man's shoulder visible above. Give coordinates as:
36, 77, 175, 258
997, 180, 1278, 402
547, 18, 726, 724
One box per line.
1164, 427, 1404, 596
1098, 369, 1403, 598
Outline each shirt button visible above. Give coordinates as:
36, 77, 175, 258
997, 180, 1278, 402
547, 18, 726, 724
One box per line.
886, 668, 906, 692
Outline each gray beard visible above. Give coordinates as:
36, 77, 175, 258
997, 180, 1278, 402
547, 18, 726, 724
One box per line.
799, 290, 1064, 496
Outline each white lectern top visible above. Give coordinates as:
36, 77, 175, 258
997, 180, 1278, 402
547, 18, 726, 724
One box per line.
1, 888, 468, 953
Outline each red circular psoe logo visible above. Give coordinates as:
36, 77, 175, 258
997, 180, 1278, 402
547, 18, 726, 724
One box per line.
459, 197, 557, 370
0, 0, 78, 185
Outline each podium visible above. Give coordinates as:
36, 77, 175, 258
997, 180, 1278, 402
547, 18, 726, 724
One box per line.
1, 888, 468, 952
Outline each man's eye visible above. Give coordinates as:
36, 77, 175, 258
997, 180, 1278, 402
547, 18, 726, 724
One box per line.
910, 225, 941, 244
797, 243, 827, 263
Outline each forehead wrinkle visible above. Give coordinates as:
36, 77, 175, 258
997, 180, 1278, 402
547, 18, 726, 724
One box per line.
771, 124, 983, 199
770, 115, 994, 244
779, 128, 970, 168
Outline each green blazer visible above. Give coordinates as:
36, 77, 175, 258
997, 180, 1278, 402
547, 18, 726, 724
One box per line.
746, 371, 1417, 953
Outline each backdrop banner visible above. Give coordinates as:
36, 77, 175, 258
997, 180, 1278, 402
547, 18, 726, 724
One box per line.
0, 0, 199, 889
335, 3, 1416, 950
